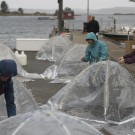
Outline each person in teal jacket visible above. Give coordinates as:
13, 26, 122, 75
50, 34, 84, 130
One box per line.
81, 32, 107, 64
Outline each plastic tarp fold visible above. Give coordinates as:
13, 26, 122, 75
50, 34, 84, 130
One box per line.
101, 118, 135, 135
48, 61, 135, 125
0, 109, 103, 135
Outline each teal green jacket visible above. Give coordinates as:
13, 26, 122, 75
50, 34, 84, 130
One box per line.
84, 32, 107, 64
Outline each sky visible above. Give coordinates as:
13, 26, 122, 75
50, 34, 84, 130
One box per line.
0, 0, 135, 10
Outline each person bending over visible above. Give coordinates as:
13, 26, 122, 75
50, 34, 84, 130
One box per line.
0, 59, 17, 117
81, 32, 108, 64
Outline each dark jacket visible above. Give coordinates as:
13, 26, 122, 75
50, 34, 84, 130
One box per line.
88, 20, 99, 34
123, 51, 135, 64
0, 59, 17, 117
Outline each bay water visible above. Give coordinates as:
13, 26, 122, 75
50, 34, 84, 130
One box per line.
0, 14, 135, 49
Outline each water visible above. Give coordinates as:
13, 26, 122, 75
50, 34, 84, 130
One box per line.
0, 14, 135, 48
0, 16, 56, 48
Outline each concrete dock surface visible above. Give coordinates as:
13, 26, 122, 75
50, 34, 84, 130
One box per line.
23, 52, 65, 105
23, 30, 135, 105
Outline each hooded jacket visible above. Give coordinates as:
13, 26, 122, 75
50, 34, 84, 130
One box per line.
0, 59, 17, 95
0, 59, 17, 77
84, 32, 107, 64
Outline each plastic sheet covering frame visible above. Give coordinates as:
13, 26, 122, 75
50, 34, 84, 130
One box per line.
0, 78, 38, 120
0, 109, 103, 135
42, 44, 89, 83
36, 35, 73, 62
48, 60, 135, 125
0, 44, 43, 80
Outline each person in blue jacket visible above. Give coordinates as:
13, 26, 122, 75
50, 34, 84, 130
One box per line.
0, 59, 17, 117
81, 32, 107, 64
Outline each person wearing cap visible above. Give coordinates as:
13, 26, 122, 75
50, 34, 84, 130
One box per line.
81, 32, 107, 64
0, 59, 17, 117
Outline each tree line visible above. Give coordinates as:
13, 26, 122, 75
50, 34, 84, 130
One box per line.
0, 1, 51, 16
0, 1, 24, 15
0, 1, 70, 16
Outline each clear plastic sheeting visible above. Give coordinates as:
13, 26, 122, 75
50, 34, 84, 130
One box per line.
0, 78, 38, 120
48, 60, 135, 125
36, 35, 73, 62
42, 65, 58, 80
42, 44, 89, 83
0, 109, 103, 135
102, 118, 135, 135
0, 44, 42, 80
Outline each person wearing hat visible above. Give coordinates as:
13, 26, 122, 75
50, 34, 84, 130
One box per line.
0, 59, 17, 117
81, 32, 107, 64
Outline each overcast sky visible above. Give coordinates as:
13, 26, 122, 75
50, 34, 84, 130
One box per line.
0, 0, 135, 10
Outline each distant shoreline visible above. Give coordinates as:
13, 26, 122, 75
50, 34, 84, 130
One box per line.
114, 13, 135, 15
0, 11, 55, 16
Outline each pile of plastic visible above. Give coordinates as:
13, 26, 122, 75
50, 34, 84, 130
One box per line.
36, 35, 73, 62
42, 44, 89, 83
48, 61, 135, 125
0, 109, 103, 135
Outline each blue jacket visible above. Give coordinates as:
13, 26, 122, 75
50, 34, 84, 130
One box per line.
0, 59, 17, 77
0, 59, 17, 117
84, 32, 107, 64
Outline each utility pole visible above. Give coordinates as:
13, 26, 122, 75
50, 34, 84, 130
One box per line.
87, 0, 89, 17
87, 0, 89, 21
58, 0, 63, 33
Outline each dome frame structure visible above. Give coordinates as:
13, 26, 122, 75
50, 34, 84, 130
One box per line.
0, 109, 103, 135
48, 60, 135, 125
42, 44, 89, 83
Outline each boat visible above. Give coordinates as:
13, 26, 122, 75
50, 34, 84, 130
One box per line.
38, 17, 56, 20
99, 17, 134, 41
99, 29, 134, 41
